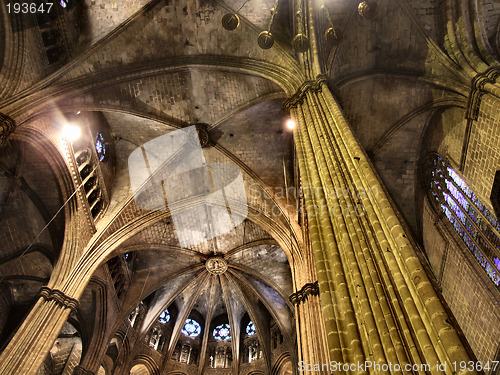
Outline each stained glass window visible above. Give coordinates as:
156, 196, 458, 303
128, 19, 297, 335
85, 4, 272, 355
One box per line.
427, 154, 500, 288
59, 0, 74, 8
182, 319, 201, 337
158, 309, 170, 324
95, 132, 108, 162
246, 321, 255, 336
213, 324, 231, 341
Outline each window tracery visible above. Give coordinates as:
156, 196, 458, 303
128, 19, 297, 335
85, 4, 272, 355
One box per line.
59, 0, 74, 9
245, 321, 255, 336
213, 323, 231, 341
106, 256, 130, 299
244, 339, 262, 363
74, 144, 105, 220
158, 309, 170, 324
426, 154, 500, 287
182, 319, 201, 337
95, 132, 108, 162
148, 327, 164, 351
209, 346, 232, 368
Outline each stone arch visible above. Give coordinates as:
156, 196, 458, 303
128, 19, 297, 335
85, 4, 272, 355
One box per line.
129, 363, 150, 375
131, 354, 160, 375
271, 352, 292, 375
100, 355, 113, 375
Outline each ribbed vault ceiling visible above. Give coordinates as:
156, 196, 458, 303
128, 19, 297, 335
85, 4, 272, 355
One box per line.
120, 216, 293, 372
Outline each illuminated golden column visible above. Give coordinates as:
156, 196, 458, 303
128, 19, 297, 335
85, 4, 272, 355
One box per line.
286, 77, 477, 374
0, 136, 89, 375
0, 288, 78, 374
291, 251, 331, 375
292, 283, 331, 374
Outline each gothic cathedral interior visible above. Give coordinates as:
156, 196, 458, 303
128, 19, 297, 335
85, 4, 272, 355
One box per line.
0, 0, 499, 374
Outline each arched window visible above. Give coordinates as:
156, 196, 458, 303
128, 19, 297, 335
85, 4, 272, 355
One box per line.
426, 154, 500, 287
213, 324, 231, 341
158, 309, 170, 324
95, 132, 108, 162
245, 321, 255, 336
182, 319, 201, 337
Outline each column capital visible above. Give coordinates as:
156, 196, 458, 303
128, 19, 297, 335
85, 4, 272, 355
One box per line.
289, 281, 319, 305
39, 287, 79, 312
466, 67, 500, 120
0, 112, 15, 147
283, 75, 329, 110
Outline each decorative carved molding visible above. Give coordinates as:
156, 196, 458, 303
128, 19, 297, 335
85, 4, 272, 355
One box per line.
466, 67, 500, 120
205, 256, 228, 275
73, 366, 95, 375
0, 113, 15, 147
191, 123, 210, 148
283, 75, 329, 110
289, 281, 319, 305
39, 287, 79, 312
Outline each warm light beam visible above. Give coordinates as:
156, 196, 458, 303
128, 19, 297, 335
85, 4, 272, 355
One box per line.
63, 123, 81, 141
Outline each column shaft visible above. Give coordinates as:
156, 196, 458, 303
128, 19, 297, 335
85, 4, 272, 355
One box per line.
0, 297, 74, 375
291, 83, 477, 375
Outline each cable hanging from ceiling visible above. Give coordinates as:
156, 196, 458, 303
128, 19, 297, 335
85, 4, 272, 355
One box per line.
222, 0, 378, 51
292, 0, 310, 53
222, 0, 313, 52
321, 4, 342, 46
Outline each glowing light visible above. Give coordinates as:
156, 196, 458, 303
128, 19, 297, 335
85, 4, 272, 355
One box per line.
182, 319, 201, 337
213, 323, 231, 341
286, 119, 296, 130
63, 124, 81, 141
95, 132, 107, 161
158, 309, 170, 323
246, 321, 256, 335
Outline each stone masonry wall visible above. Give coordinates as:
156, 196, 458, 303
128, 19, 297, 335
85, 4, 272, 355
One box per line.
422, 198, 500, 368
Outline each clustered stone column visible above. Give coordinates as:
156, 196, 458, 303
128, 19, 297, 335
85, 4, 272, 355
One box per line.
286, 78, 476, 374
0, 287, 79, 375
290, 281, 330, 374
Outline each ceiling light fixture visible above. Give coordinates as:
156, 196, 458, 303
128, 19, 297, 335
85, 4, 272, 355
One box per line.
222, 0, 310, 53
222, 0, 252, 30
322, 5, 343, 46
258, 0, 280, 49
358, 1, 378, 18
286, 119, 296, 130
292, 1, 310, 53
